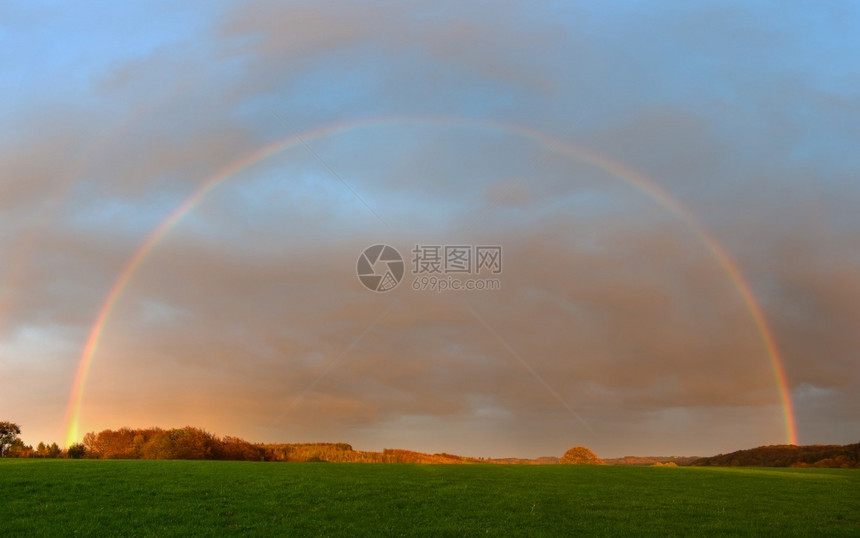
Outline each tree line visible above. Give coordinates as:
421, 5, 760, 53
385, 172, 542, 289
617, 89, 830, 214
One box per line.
0, 422, 474, 463
11, 419, 853, 467
691, 443, 860, 468
0, 422, 260, 461
1, 422, 80, 458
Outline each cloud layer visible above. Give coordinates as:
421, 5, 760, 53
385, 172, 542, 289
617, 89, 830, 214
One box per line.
1, 1, 858, 458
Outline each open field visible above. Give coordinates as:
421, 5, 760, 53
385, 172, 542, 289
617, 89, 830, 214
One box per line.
2, 460, 858, 536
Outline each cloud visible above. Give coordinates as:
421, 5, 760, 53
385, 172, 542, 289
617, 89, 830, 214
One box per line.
2, 1, 859, 458
485, 179, 531, 207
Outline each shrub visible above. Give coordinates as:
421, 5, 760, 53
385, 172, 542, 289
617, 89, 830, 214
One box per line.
67, 443, 87, 459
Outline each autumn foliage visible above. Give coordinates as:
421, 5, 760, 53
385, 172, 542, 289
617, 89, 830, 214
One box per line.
559, 446, 604, 465
82, 427, 265, 461
76, 428, 476, 462
691, 443, 860, 468
4, 418, 857, 467
261, 444, 473, 463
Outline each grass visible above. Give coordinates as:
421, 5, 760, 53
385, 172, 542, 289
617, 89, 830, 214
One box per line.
1, 460, 858, 536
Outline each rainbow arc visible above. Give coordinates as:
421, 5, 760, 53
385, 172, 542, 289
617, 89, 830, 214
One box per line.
62, 116, 797, 447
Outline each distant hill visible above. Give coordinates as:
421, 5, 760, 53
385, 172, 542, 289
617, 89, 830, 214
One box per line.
262, 443, 477, 464
603, 456, 701, 466
485, 456, 559, 465
691, 443, 860, 468
267, 446, 565, 465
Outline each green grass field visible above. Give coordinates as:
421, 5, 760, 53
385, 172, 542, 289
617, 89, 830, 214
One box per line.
1, 460, 858, 536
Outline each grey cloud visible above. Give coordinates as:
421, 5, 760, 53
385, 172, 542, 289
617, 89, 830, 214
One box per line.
3, 1, 859, 457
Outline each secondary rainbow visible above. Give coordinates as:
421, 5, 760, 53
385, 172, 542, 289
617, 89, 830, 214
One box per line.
62, 116, 797, 447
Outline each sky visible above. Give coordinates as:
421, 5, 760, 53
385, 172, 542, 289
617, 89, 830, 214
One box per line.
1, 1, 858, 459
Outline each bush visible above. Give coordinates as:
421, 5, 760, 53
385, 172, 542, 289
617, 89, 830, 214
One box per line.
67, 443, 87, 459
559, 446, 604, 465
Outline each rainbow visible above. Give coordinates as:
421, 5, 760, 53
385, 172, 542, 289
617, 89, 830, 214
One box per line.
62, 116, 797, 447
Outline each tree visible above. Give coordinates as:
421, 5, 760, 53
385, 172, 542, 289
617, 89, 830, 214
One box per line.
6, 439, 31, 458
559, 446, 604, 465
67, 443, 87, 459
0, 422, 22, 457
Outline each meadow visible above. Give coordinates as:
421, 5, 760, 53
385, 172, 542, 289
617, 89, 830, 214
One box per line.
1, 460, 858, 536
